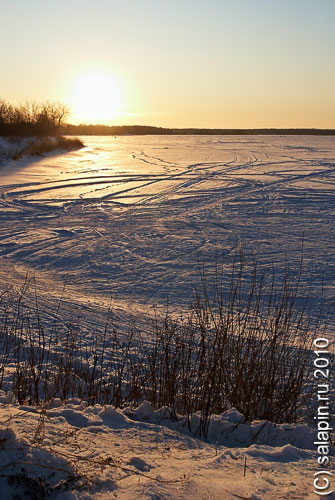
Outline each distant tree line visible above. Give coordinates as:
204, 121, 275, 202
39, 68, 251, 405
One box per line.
1, 99, 333, 137
0, 100, 69, 136
62, 123, 335, 136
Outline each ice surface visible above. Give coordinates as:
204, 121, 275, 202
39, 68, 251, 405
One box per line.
0, 135, 334, 328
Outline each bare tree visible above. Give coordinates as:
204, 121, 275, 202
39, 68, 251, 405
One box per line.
0, 99, 70, 135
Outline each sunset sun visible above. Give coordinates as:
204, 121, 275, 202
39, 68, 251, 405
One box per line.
71, 72, 121, 124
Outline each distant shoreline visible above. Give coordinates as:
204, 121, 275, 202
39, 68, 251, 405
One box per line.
61, 124, 335, 136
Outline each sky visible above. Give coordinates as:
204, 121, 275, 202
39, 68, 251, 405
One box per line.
0, 0, 334, 128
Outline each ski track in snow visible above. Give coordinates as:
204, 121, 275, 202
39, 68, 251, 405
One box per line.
0, 135, 334, 326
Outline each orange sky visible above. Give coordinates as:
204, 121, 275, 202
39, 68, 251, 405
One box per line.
1, 0, 334, 128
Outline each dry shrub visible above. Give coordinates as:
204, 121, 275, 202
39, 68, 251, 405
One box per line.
0, 253, 326, 436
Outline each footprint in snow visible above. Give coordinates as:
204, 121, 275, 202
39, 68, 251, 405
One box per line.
54, 229, 74, 237
127, 456, 153, 472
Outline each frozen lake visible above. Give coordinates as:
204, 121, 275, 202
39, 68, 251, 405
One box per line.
0, 135, 334, 326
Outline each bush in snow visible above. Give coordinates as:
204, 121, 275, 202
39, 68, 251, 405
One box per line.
0, 253, 327, 437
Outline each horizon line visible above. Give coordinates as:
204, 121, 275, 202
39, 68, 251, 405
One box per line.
62, 124, 335, 136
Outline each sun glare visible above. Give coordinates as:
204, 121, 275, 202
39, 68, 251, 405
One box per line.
71, 72, 121, 124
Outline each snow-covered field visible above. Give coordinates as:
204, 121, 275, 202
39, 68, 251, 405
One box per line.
0, 135, 334, 498
0, 397, 327, 500
0, 135, 334, 323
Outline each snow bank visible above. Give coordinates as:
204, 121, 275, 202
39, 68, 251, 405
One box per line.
244, 443, 312, 462
0, 422, 75, 499
0, 399, 329, 499
0, 137, 34, 163
24, 398, 320, 452
128, 402, 319, 450
0, 136, 83, 165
